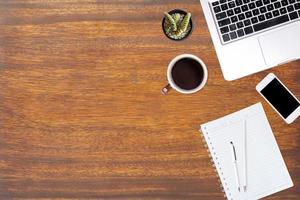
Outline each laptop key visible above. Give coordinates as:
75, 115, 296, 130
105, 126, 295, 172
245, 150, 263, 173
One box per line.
218, 18, 231, 27
216, 12, 227, 20
231, 16, 238, 22
230, 31, 238, 39
260, 6, 267, 13
220, 0, 227, 3
267, 4, 274, 11
242, 5, 249, 12
221, 4, 229, 10
244, 26, 254, 34
295, 3, 300, 9
222, 34, 230, 42
258, 14, 266, 21
227, 9, 234, 16
256, 0, 263, 7
289, 0, 296, 3
212, 1, 220, 6
229, 1, 236, 8
263, 0, 270, 4
234, 7, 242, 14
251, 16, 259, 23
214, 6, 221, 13
272, 10, 280, 16
236, 0, 243, 5
249, 2, 256, 9
220, 26, 230, 33
274, 2, 281, 8
230, 24, 237, 31
244, 19, 251, 26
266, 12, 273, 19
253, 14, 289, 32
253, 9, 260, 15
245, 11, 253, 18
289, 11, 299, 19
280, 7, 287, 14
237, 21, 244, 28
281, 0, 288, 6
238, 13, 246, 20
237, 29, 245, 37
287, 5, 294, 12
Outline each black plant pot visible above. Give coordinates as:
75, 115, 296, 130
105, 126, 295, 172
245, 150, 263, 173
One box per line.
162, 9, 193, 41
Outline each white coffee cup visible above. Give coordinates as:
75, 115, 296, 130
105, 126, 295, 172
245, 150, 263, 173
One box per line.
161, 54, 208, 95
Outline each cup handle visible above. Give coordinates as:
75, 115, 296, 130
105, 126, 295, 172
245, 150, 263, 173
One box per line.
161, 84, 172, 95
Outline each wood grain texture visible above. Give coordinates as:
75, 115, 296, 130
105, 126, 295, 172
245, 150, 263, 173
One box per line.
0, 0, 299, 199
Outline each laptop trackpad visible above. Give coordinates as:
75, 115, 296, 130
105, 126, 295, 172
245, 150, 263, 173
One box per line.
258, 24, 300, 65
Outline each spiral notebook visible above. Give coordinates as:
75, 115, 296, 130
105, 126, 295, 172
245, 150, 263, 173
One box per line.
200, 103, 293, 200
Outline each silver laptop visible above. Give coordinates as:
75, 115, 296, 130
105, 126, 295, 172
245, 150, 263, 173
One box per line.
200, 0, 300, 81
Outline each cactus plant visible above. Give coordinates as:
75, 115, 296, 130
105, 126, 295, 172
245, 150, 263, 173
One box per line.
173, 13, 181, 25
163, 11, 192, 40
164, 12, 177, 32
179, 13, 192, 33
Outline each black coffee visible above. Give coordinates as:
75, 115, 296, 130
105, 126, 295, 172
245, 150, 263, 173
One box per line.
171, 58, 204, 90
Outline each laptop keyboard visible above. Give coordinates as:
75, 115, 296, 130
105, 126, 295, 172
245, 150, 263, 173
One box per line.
210, 0, 300, 44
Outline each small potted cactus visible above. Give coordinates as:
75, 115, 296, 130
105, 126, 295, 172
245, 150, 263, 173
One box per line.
162, 9, 193, 41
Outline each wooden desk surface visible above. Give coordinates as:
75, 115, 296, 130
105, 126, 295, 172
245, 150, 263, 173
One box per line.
0, 0, 299, 199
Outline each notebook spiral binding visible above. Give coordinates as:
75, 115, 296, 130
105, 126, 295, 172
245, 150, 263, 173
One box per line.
200, 128, 232, 200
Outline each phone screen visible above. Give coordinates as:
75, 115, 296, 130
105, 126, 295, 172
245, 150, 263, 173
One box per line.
261, 78, 299, 119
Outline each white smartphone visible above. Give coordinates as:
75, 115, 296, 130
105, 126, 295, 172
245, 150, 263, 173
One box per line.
256, 73, 300, 124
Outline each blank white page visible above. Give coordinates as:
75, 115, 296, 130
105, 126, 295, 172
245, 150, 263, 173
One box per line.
201, 103, 293, 200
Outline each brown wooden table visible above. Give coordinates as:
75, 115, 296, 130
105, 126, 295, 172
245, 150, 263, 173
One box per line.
0, 0, 299, 199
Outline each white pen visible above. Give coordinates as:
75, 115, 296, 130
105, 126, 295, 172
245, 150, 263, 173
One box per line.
230, 141, 241, 192
243, 119, 247, 192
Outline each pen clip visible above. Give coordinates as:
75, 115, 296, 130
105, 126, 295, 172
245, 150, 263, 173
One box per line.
230, 141, 237, 161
